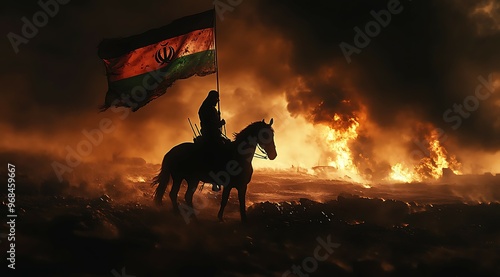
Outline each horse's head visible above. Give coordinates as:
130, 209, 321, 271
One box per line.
257, 118, 277, 160
234, 118, 278, 160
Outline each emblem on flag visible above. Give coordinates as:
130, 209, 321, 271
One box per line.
98, 9, 216, 111
155, 45, 175, 65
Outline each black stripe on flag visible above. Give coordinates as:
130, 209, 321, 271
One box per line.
98, 9, 214, 59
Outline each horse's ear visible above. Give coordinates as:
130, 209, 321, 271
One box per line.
269, 118, 274, 126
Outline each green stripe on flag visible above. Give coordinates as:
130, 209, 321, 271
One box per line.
104, 49, 215, 110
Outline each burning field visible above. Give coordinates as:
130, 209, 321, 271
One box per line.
1, 151, 500, 276
2, 0, 500, 276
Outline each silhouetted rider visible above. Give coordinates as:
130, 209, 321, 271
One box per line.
199, 90, 226, 145
198, 90, 227, 192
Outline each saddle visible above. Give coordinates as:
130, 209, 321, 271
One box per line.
193, 135, 231, 191
193, 135, 230, 146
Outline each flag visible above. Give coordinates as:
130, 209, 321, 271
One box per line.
98, 10, 216, 111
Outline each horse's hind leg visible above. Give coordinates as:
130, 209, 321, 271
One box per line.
183, 179, 199, 222
218, 186, 232, 222
169, 177, 182, 214
237, 186, 248, 223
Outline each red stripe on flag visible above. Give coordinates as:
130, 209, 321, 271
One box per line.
103, 28, 214, 82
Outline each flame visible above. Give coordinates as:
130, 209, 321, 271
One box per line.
389, 128, 462, 182
390, 163, 420, 183
322, 114, 365, 183
127, 176, 146, 183
415, 131, 462, 179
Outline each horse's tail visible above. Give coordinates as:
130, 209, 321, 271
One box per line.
151, 154, 171, 206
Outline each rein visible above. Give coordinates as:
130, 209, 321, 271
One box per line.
255, 144, 268, 159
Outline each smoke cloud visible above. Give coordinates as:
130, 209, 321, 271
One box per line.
1, 0, 500, 182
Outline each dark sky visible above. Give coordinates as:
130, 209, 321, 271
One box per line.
1, 0, 499, 174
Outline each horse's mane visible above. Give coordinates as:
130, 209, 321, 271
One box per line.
233, 121, 274, 142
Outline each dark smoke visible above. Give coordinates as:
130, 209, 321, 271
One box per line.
1, 0, 499, 173
255, 0, 500, 151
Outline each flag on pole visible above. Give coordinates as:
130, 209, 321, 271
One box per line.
98, 10, 215, 111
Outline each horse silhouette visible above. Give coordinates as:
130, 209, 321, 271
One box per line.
152, 119, 277, 222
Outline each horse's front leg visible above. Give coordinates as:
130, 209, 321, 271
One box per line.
237, 186, 247, 223
218, 186, 231, 221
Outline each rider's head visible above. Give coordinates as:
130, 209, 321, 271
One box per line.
206, 90, 219, 106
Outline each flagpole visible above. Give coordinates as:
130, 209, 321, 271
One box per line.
214, 8, 220, 94
213, 9, 226, 136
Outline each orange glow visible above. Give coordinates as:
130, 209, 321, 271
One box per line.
389, 128, 462, 182
127, 176, 147, 183
321, 113, 365, 183
390, 163, 420, 183
415, 130, 462, 179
